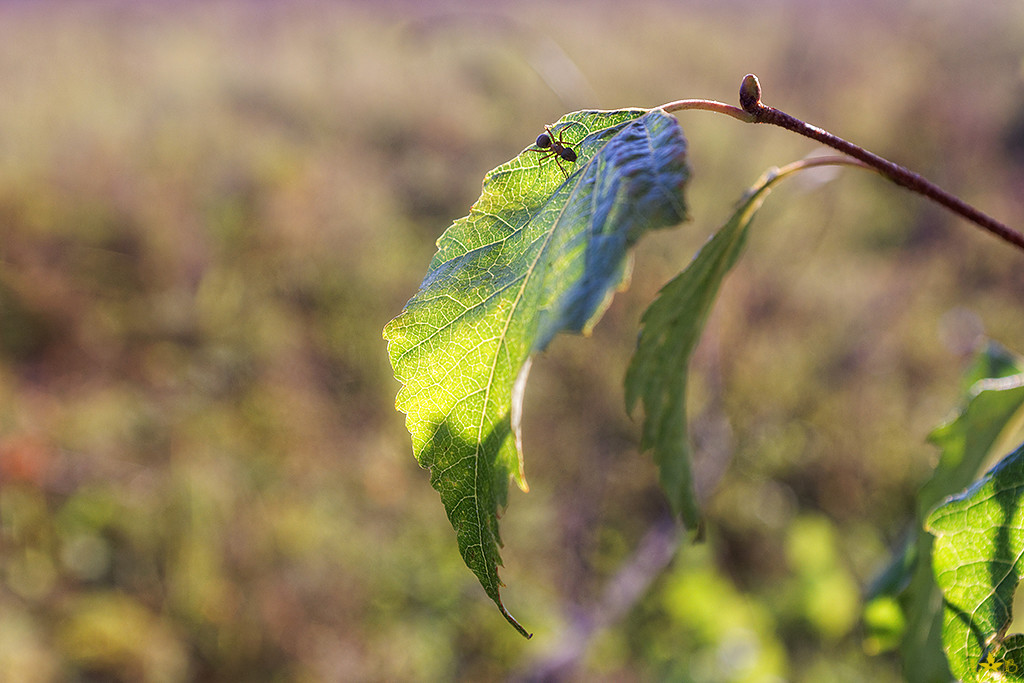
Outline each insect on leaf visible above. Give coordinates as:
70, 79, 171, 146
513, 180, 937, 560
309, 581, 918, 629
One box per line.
383, 109, 690, 636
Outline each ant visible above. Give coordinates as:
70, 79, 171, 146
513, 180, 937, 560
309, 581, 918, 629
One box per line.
528, 124, 578, 178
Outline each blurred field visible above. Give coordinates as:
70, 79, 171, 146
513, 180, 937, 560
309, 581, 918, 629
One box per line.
1, 1, 1023, 681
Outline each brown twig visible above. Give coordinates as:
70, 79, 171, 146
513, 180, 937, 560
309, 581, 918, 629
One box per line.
512, 515, 679, 682
733, 73, 1024, 252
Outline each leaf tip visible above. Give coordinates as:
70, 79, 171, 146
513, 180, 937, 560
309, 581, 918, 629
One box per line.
500, 603, 533, 639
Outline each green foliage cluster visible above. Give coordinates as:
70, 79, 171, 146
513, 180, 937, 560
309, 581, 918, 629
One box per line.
384, 98, 1024, 680
1, 2, 1024, 682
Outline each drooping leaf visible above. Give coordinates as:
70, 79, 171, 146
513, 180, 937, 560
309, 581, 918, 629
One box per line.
383, 109, 690, 635
624, 166, 789, 530
927, 395, 1024, 683
866, 344, 1024, 683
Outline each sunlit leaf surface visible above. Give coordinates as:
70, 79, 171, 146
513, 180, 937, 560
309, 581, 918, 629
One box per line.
866, 345, 1024, 683
383, 109, 689, 635
927, 411, 1024, 682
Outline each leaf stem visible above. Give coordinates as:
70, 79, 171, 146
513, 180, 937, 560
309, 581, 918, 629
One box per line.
659, 98, 754, 123
730, 74, 1024, 252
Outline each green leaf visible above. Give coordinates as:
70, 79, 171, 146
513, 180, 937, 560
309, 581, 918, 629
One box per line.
925, 347, 1024, 511
865, 344, 1024, 682
623, 167, 788, 530
383, 109, 690, 636
884, 345, 1024, 682
927, 429, 1024, 682
956, 343, 1024, 396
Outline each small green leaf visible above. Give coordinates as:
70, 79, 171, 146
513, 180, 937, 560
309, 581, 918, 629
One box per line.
624, 167, 785, 530
927, 434, 1024, 682
925, 350, 1024, 511
384, 109, 690, 635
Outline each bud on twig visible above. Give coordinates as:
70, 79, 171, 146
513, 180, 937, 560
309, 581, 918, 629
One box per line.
739, 74, 762, 113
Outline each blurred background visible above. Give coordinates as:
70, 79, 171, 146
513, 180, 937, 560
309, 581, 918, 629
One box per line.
1, 1, 1023, 681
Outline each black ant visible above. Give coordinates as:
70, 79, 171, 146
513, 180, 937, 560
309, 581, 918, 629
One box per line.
528, 124, 578, 178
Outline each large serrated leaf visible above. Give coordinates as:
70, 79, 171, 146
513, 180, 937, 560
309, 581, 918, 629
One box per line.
383, 109, 689, 635
623, 167, 786, 530
927, 381, 1024, 683
874, 344, 1024, 683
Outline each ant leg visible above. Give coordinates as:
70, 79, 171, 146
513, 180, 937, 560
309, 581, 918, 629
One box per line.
554, 156, 569, 178
528, 146, 568, 177
552, 120, 589, 147
527, 148, 556, 164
